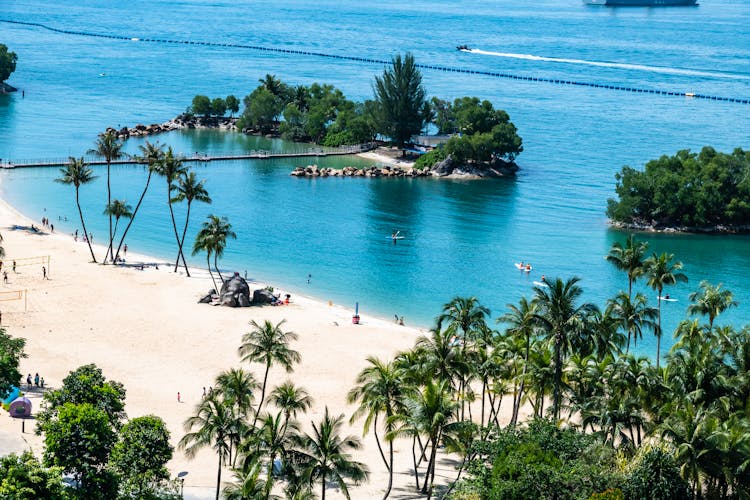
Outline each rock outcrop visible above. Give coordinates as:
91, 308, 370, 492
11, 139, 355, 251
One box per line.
252, 289, 276, 305
218, 273, 251, 307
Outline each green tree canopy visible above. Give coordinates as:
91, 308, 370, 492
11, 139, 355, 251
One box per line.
191, 95, 212, 117
238, 87, 283, 134
0, 44, 17, 83
110, 415, 174, 497
211, 97, 227, 117
225, 95, 240, 116
0, 329, 26, 397
36, 363, 127, 432
0, 451, 68, 500
373, 52, 427, 150
607, 147, 750, 229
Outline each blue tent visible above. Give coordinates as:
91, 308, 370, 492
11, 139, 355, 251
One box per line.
1, 386, 20, 410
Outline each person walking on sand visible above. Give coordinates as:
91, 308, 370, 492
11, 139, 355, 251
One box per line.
40, 377, 45, 388
123, 244, 128, 257
12, 261, 16, 273
34, 373, 39, 387
42, 266, 48, 279
202, 387, 206, 398
177, 392, 181, 403
3, 272, 8, 284
27, 374, 32, 389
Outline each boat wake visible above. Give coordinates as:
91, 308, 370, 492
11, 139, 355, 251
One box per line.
467, 48, 750, 81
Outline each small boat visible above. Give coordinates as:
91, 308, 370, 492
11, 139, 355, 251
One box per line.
658, 296, 678, 302
533, 280, 549, 288
585, 0, 697, 5
456, 44, 471, 51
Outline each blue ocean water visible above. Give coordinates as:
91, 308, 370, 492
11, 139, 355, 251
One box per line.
1, 0, 749, 359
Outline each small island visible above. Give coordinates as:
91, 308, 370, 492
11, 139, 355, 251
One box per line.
0, 43, 18, 93
109, 53, 523, 179
607, 146, 750, 232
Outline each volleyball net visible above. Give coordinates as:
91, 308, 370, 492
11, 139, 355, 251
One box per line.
0, 289, 27, 311
2, 255, 51, 270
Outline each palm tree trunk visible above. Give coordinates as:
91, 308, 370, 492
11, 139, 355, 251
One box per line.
206, 253, 219, 294
214, 253, 224, 283
175, 201, 192, 276
553, 335, 562, 421
167, 185, 188, 273
656, 294, 662, 370
76, 189, 97, 263
114, 171, 152, 262
106, 160, 113, 263
253, 362, 271, 428
480, 378, 486, 427
383, 439, 393, 500
373, 413, 389, 470
411, 435, 421, 490
321, 478, 326, 500
215, 453, 222, 500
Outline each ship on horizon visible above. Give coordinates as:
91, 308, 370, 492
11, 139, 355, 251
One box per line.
585, 0, 697, 5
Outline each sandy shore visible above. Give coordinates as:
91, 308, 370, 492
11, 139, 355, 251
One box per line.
0, 192, 510, 498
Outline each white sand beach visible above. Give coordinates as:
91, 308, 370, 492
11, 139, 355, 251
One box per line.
0, 194, 506, 498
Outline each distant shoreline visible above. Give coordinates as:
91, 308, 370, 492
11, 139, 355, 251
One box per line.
610, 219, 750, 235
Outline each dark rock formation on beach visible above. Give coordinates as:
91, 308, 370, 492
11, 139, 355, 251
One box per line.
218, 274, 251, 307
252, 289, 276, 305
106, 114, 239, 140
431, 154, 519, 178
1, 82, 17, 93
291, 164, 433, 178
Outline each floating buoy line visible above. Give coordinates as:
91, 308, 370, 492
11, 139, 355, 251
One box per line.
1, 19, 747, 105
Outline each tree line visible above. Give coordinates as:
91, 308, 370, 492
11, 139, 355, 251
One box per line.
185, 53, 523, 166
607, 146, 750, 230
59, 134, 235, 293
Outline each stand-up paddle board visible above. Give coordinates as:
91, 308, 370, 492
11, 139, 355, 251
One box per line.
658, 296, 678, 302
533, 281, 549, 288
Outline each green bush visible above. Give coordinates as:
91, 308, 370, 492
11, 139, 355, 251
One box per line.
414, 147, 446, 170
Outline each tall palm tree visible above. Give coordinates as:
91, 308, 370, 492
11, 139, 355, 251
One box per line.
56, 157, 98, 262
171, 170, 211, 275
152, 147, 188, 273
88, 131, 123, 263
609, 291, 657, 353
114, 141, 164, 263
248, 411, 300, 497
645, 252, 688, 369
688, 281, 737, 332
605, 234, 648, 299
223, 460, 279, 500
269, 381, 312, 434
102, 199, 132, 264
179, 393, 235, 500
239, 319, 301, 427
499, 297, 539, 424
533, 276, 598, 421
348, 357, 403, 500
295, 407, 368, 500
193, 215, 236, 290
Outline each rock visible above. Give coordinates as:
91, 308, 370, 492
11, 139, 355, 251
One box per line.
237, 294, 251, 307
218, 273, 251, 307
252, 288, 276, 305
432, 155, 455, 176
198, 292, 215, 303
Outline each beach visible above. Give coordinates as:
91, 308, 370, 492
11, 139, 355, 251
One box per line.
0, 194, 480, 498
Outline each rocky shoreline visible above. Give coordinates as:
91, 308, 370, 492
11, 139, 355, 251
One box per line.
291, 154, 519, 179
610, 219, 750, 234
106, 115, 238, 139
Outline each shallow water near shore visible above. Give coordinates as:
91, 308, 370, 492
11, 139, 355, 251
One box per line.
1, 0, 750, 359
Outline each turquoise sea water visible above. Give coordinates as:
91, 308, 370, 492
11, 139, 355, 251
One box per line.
1, 1, 749, 359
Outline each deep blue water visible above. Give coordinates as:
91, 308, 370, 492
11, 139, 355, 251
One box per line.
1, 0, 749, 359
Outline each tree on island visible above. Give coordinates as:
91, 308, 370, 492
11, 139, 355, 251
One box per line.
191, 94, 212, 119
56, 157, 98, 263
373, 53, 428, 153
88, 131, 123, 264
225, 95, 240, 117
0, 44, 17, 85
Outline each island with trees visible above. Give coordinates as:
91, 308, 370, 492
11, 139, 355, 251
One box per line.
0, 43, 18, 93
108, 53, 524, 178
607, 146, 750, 232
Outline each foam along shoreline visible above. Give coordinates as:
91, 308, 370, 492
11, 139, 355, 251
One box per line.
0, 192, 503, 498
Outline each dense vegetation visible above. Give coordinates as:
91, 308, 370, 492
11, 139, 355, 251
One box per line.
0, 44, 17, 84
607, 147, 750, 230
187, 53, 523, 165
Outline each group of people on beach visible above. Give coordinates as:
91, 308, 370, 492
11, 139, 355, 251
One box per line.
26, 372, 45, 390
272, 294, 291, 306
40, 217, 54, 233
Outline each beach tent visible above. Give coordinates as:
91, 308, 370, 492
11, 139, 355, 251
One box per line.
1, 386, 21, 411
8, 397, 32, 418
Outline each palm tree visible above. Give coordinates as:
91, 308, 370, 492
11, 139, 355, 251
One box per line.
609, 291, 657, 353
295, 407, 368, 500
171, 170, 211, 276
223, 460, 279, 500
645, 252, 688, 369
688, 281, 737, 332
56, 157, 98, 262
239, 319, 301, 427
269, 381, 312, 434
249, 411, 300, 497
348, 357, 403, 500
88, 131, 123, 263
499, 297, 539, 425
193, 214, 236, 290
114, 141, 164, 263
179, 393, 235, 500
533, 277, 598, 421
606, 234, 648, 300
259, 74, 286, 98
102, 199, 132, 263
152, 147, 188, 273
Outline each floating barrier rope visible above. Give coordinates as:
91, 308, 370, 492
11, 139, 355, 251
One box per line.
1, 18, 748, 105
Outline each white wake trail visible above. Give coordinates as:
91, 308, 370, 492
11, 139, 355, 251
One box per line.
466, 48, 750, 81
